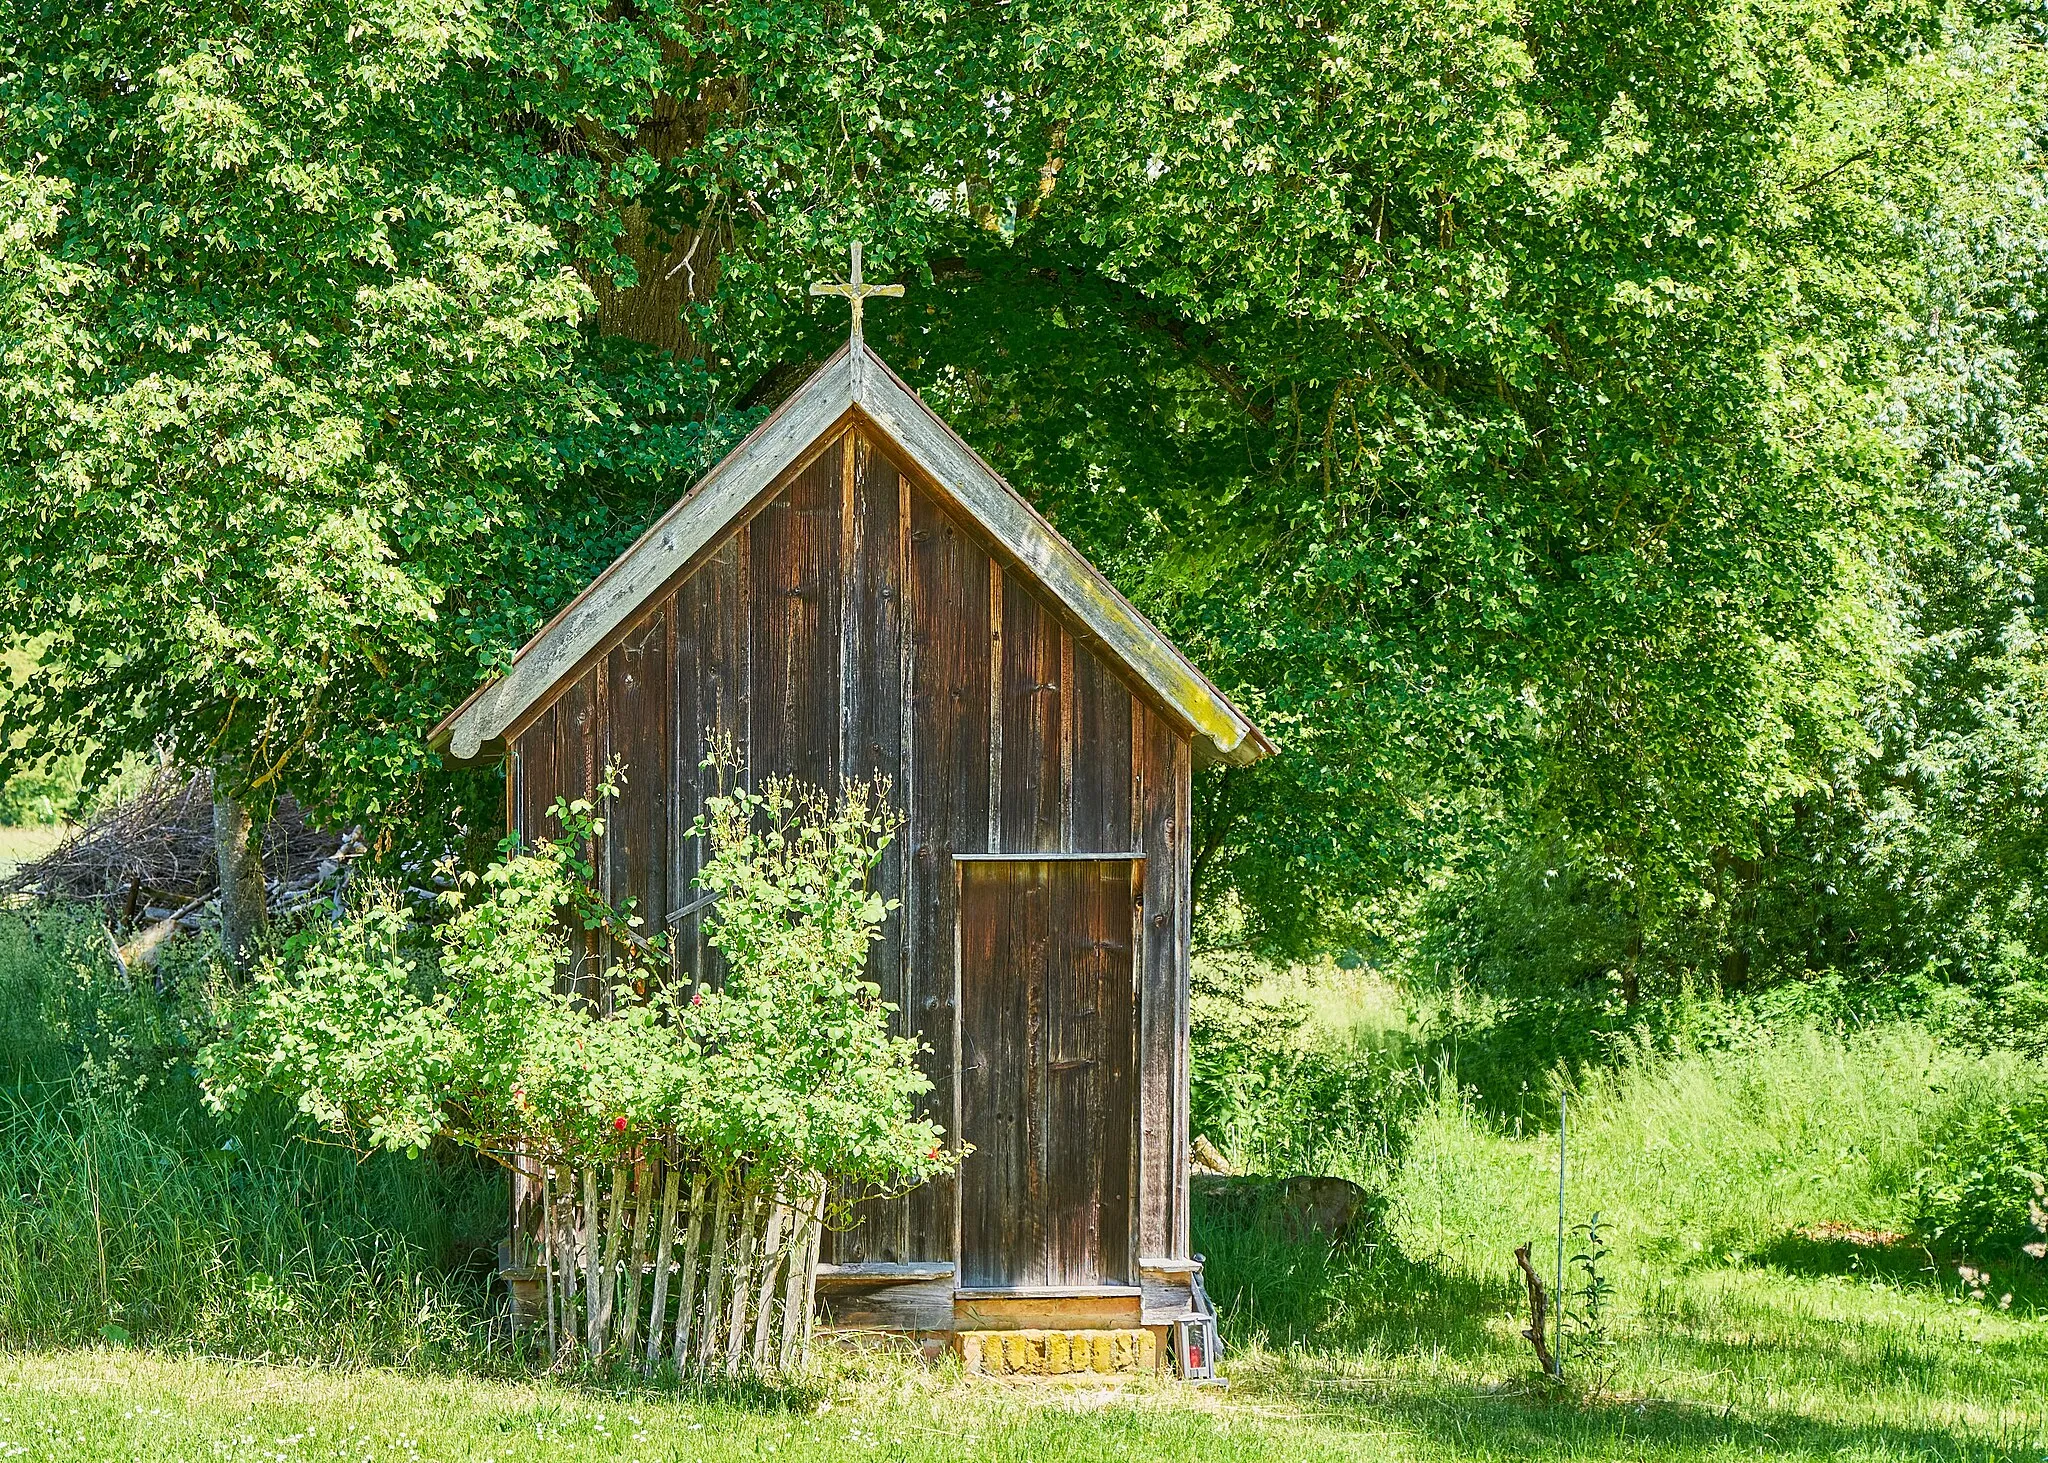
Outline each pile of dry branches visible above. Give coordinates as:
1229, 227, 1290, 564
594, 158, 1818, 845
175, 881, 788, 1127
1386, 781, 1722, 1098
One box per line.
1, 765, 363, 942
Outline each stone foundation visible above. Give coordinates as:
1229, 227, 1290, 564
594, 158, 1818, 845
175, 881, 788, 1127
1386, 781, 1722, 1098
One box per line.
957, 1328, 1158, 1376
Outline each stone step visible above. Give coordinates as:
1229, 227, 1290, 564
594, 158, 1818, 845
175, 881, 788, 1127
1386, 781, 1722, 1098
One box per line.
958, 1327, 1159, 1377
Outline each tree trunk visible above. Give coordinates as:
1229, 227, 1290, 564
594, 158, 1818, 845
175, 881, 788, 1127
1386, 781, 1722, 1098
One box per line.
213, 772, 267, 971
590, 210, 723, 358
576, 71, 742, 361
1621, 897, 1644, 1009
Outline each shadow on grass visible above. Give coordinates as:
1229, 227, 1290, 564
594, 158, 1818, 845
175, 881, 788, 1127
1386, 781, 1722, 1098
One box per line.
1273, 1372, 2048, 1462
1754, 1227, 2048, 1314
1195, 1207, 1519, 1359
498, 1349, 835, 1412
1204, 1206, 2047, 1459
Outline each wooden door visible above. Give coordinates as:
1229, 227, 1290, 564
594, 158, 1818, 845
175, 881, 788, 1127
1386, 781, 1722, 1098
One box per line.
958, 857, 1139, 1289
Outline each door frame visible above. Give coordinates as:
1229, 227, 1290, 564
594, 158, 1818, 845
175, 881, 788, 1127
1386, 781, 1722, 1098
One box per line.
951, 853, 1145, 1290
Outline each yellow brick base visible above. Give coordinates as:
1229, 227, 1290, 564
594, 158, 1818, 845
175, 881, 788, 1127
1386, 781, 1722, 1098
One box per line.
958, 1328, 1158, 1376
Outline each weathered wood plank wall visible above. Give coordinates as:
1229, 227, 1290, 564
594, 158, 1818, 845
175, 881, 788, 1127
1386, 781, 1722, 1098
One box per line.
505, 422, 1193, 1278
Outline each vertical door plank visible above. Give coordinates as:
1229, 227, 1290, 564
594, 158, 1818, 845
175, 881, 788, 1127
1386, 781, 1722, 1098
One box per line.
999, 574, 1064, 854
959, 860, 1032, 1286
1097, 859, 1139, 1281
1041, 859, 1095, 1288
1044, 859, 1136, 1285
1017, 857, 1050, 1286
905, 486, 991, 1261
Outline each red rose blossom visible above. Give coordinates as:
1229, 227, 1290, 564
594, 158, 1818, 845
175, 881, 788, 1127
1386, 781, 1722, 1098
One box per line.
613, 1116, 628, 1133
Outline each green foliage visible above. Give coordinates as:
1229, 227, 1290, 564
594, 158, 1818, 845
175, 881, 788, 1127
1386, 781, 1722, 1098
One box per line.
203, 768, 951, 1192
1912, 1090, 2048, 1260
901, 0, 2048, 960
4, 903, 2047, 1458
682, 768, 952, 1184
1390, 1018, 2048, 1276
0, 906, 207, 1099
1192, 960, 2048, 1277
1186, 999, 2048, 1420
0, 906, 502, 1360
1560, 1213, 1615, 1385
8, 0, 2044, 980
0, 0, 739, 843
1190, 969, 1419, 1184
0, 750, 82, 826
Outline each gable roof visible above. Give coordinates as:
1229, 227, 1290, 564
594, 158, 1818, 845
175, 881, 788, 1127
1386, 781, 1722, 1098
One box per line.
430, 342, 1274, 768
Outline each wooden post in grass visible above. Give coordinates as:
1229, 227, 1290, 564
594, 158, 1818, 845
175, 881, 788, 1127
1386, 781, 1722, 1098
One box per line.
750, 1195, 790, 1367
620, 1158, 658, 1355
673, 1170, 709, 1370
697, 1174, 733, 1373
1554, 1095, 1568, 1378
540, 1165, 558, 1359
724, 1187, 765, 1376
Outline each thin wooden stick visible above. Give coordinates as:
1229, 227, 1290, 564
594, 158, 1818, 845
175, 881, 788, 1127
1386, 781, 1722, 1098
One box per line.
645, 1161, 682, 1369
725, 1186, 765, 1376
673, 1169, 710, 1372
594, 1161, 631, 1357
619, 1157, 658, 1357
750, 1196, 790, 1368
581, 1166, 601, 1353
559, 1163, 580, 1353
540, 1163, 558, 1360
778, 1176, 819, 1372
696, 1172, 733, 1374
1515, 1243, 1558, 1378
797, 1174, 824, 1359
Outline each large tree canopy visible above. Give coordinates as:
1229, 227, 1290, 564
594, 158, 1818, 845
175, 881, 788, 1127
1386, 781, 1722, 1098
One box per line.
4, 0, 2044, 986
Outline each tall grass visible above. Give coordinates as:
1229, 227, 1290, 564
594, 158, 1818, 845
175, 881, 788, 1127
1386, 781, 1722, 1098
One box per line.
1199, 1001, 2048, 1359
1392, 1021, 2048, 1273
0, 907, 505, 1366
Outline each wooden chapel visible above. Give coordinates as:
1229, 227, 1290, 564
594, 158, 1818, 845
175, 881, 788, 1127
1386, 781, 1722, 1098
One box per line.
430, 252, 1272, 1356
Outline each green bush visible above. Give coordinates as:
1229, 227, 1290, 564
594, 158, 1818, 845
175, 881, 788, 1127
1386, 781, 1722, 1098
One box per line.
0, 906, 504, 1362
1190, 978, 1420, 1184
0, 751, 84, 825
0, 750, 150, 829
0, 906, 207, 1095
1912, 1086, 2048, 1260
205, 769, 951, 1192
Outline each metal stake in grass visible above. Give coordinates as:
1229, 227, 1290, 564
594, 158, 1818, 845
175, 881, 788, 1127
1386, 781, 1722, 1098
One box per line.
1554, 1093, 1568, 1380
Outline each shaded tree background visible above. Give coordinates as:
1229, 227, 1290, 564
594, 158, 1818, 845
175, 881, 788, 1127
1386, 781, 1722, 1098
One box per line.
3, 0, 2047, 1008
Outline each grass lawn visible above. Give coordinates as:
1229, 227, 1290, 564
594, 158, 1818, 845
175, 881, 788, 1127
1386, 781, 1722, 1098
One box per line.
0, 823, 65, 880
4, 1193, 2042, 1462
4, 946, 2043, 1460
